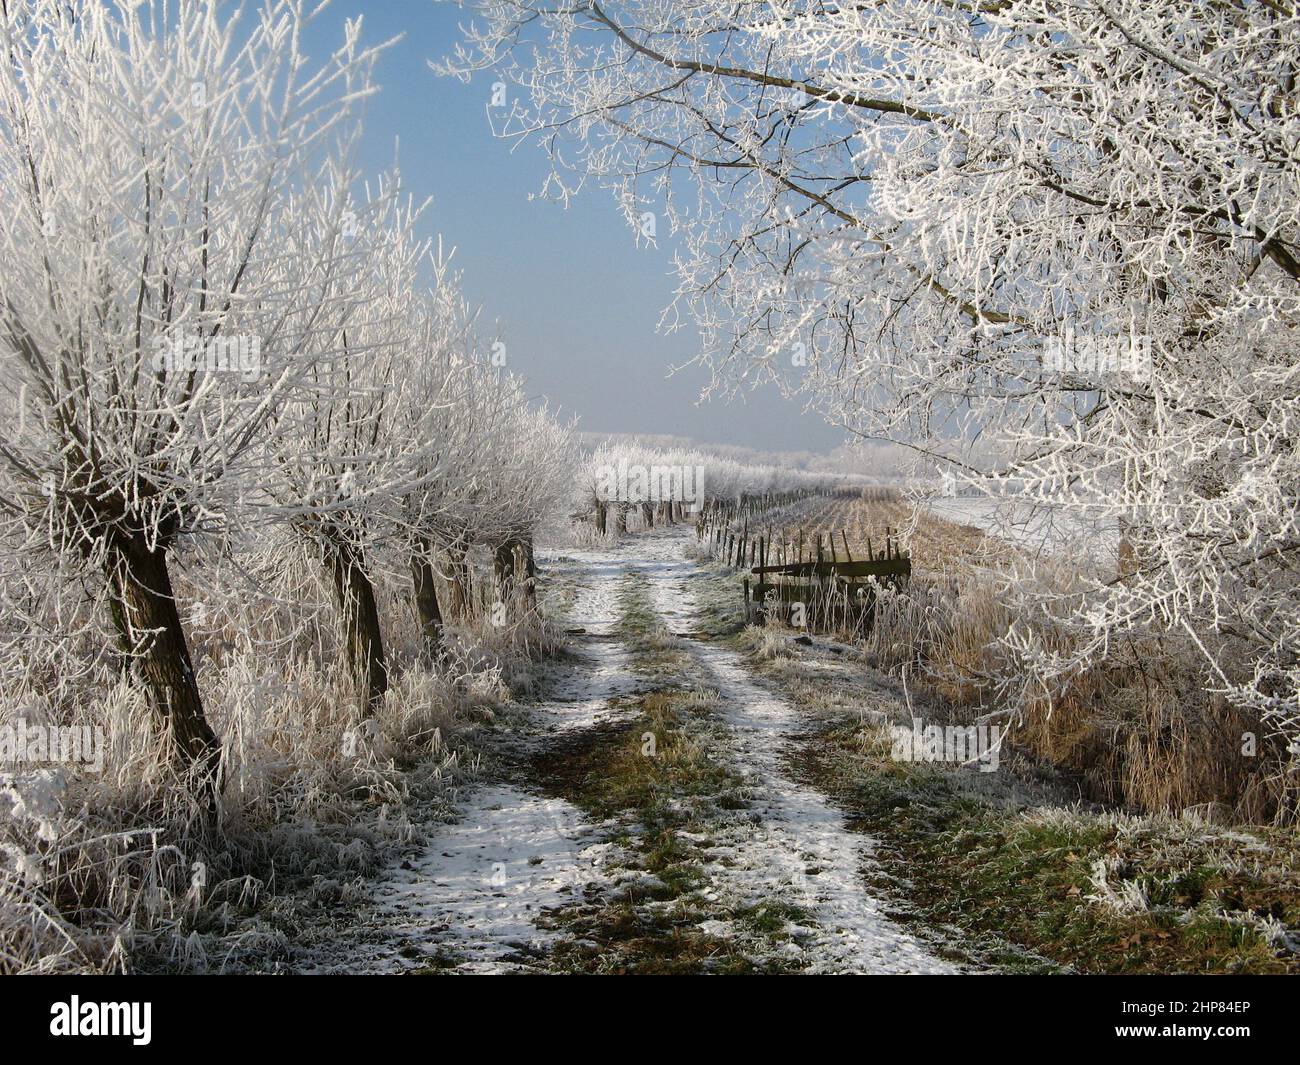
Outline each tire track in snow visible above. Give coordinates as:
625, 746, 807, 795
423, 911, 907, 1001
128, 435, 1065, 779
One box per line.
302, 547, 640, 974
310, 784, 614, 974
635, 533, 958, 974
529, 549, 641, 736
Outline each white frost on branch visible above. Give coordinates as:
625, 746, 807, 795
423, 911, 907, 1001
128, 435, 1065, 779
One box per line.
441, 0, 1300, 752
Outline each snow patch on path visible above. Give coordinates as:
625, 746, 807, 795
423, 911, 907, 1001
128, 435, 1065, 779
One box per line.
531, 552, 639, 734
303, 784, 610, 974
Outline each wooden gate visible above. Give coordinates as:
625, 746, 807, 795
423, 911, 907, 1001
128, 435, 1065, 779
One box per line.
744, 537, 910, 637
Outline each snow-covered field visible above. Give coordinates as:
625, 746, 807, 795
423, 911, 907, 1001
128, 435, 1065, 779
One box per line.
922, 496, 1119, 561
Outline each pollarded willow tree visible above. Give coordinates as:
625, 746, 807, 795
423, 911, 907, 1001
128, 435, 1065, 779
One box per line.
441, 1, 1300, 768
398, 252, 483, 656
432, 363, 572, 617
393, 255, 573, 641
478, 390, 573, 609
260, 176, 442, 713
0, 0, 395, 776
397, 257, 502, 635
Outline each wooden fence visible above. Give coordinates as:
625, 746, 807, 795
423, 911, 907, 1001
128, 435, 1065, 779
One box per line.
697, 492, 911, 639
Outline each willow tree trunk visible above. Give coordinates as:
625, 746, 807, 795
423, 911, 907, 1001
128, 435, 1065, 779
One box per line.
494, 540, 518, 608
410, 537, 445, 659
326, 540, 388, 715
106, 537, 220, 778
523, 537, 537, 611
445, 536, 472, 619
614, 504, 628, 534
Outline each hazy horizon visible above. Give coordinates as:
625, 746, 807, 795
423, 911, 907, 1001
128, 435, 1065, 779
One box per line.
299, 2, 848, 455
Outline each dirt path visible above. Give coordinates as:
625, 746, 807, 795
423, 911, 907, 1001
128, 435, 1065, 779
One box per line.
300, 550, 634, 974
302, 531, 957, 974
637, 535, 955, 973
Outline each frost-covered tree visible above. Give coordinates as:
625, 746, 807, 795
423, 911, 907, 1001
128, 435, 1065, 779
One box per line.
260, 179, 435, 713
442, 1, 1300, 754
398, 257, 482, 654
393, 265, 572, 632
0, 0, 393, 774
447, 369, 572, 615
481, 392, 573, 610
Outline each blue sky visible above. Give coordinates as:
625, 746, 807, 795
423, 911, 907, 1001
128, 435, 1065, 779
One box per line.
297, 1, 844, 454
